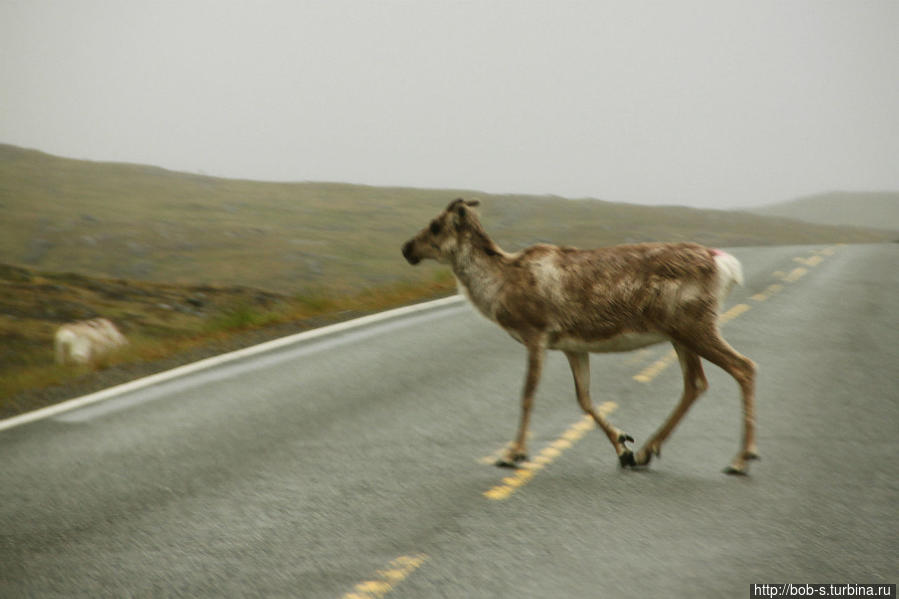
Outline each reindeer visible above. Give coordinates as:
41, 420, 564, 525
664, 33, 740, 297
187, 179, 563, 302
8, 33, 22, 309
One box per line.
402, 199, 758, 474
55, 318, 128, 366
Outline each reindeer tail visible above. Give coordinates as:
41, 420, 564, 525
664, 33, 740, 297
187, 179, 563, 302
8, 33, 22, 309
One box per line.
711, 249, 745, 304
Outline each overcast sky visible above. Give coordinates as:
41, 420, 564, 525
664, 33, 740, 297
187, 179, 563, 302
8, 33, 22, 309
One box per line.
2, 1, 897, 208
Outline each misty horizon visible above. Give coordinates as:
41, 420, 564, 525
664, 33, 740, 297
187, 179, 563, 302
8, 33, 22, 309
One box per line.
2, 2, 897, 210
5, 140, 895, 214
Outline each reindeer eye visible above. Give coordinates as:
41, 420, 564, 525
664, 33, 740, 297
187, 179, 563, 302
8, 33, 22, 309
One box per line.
430, 221, 442, 235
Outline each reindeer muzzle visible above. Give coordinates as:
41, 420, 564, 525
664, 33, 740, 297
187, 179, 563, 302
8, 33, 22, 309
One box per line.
402, 240, 421, 265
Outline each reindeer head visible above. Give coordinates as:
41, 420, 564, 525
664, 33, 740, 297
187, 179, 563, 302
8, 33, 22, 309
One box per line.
402, 198, 481, 265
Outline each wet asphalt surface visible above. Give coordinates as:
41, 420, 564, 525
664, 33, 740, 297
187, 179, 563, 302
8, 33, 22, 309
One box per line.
1, 244, 896, 598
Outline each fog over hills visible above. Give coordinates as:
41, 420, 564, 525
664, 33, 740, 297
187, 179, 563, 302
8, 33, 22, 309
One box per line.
753, 192, 899, 231
2, 144, 894, 294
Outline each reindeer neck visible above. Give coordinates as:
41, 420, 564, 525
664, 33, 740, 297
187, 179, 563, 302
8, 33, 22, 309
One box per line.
450, 227, 507, 320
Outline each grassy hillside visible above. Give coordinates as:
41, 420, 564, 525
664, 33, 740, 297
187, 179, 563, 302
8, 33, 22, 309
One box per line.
0, 262, 454, 414
752, 191, 899, 231
2, 143, 896, 412
2, 144, 893, 297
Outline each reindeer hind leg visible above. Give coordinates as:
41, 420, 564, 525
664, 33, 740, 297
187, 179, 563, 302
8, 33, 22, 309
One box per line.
680, 328, 758, 474
635, 342, 708, 467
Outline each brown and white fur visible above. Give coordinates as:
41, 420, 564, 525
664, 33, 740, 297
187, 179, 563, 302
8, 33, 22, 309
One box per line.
402, 199, 758, 474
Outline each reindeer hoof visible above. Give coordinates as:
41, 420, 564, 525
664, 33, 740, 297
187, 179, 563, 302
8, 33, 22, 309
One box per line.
496, 453, 527, 469
618, 450, 636, 468
618, 432, 635, 444
724, 451, 760, 474
723, 465, 748, 476
635, 443, 661, 467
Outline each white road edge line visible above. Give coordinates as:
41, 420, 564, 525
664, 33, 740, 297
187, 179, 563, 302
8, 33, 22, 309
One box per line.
0, 294, 466, 433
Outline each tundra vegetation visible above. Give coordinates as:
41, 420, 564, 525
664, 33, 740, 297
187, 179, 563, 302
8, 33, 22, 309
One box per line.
0, 263, 453, 416
1, 144, 894, 416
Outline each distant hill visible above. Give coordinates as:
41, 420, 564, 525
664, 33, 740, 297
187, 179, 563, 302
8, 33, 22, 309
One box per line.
1, 143, 894, 295
752, 192, 899, 231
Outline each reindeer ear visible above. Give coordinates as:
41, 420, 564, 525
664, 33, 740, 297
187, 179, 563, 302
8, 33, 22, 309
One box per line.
446, 198, 466, 211
449, 198, 478, 227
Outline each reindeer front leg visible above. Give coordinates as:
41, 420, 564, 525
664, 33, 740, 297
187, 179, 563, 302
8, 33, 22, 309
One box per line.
496, 338, 546, 468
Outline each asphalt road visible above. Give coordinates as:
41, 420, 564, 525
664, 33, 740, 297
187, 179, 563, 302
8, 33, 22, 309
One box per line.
1, 243, 896, 598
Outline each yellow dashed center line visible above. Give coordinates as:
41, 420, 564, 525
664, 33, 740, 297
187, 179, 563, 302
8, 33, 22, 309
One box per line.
622, 347, 655, 367
783, 266, 808, 283
794, 255, 824, 267
632, 350, 677, 383
342, 554, 428, 599
751, 283, 784, 302
719, 302, 752, 323
484, 402, 617, 500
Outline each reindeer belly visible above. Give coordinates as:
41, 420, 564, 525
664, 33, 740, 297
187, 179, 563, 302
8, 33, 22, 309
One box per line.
549, 331, 668, 353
